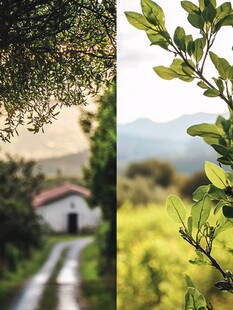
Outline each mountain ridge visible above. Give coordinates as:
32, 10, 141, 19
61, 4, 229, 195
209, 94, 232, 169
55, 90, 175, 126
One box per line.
117, 112, 227, 174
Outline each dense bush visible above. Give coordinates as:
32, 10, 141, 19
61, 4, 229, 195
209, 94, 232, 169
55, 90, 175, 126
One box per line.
180, 171, 210, 199
125, 159, 175, 188
0, 156, 46, 273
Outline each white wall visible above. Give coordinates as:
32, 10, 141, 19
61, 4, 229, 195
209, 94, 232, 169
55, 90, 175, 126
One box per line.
36, 194, 101, 233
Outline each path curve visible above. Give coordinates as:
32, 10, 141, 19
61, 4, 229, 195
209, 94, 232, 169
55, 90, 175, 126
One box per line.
11, 237, 93, 310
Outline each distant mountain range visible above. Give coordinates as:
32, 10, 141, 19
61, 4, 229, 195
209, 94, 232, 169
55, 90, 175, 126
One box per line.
35, 150, 90, 177
117, 112, 228, 175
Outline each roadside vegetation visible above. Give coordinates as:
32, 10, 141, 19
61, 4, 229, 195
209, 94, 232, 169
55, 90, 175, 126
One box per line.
80, 239, 115, 310
0, 234, 79, 307
117, 203, 233, 309
117, 158, 209, 207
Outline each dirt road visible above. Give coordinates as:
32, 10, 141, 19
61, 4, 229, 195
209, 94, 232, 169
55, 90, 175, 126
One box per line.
10, 237, 93, 310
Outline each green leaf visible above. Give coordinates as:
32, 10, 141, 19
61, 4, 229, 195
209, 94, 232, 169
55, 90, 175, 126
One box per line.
209, 184, 227, 200
166, 194, 186, 224
182, 60, 195, 76
147, 31, 169, 50
184, 273, 195, 288
141, 0, 165, 28
217, 156, 232, 165
203, 88, 220, 97
153, 66, 178, 80
187, 123, 223, 138
221, 14, 233, 26
185, 34, 194, 52
216, 2, 232, 20
174, 26, 186, 51
214, 200, 225, 215
226, 66, 233, 80
209, 52, 231, 79
193, 38, 206, 62
193, 185, 210, 202
202, 3, 216, 22
223, 206, 233, 218
188, 13, 205, 29
213, 78, 224, 92
197, 81, 209, 89
181, 1, 200, 14
216, 115, 230, 132
214, 213, 233, 236
185, 287, 207, 310
198, 0, 205, 11
187, 216, 193, 235
189, 250, 210, 266
169, 58, 194, 82
125, 12, 152, 31
205, 161, 228, 189
191, 195, 211, 228
211, 144, 230, 157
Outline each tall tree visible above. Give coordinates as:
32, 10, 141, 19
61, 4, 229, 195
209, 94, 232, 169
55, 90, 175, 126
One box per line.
0, 156, 45, 264
0, 0, 116, 141
81, 81, 116, 269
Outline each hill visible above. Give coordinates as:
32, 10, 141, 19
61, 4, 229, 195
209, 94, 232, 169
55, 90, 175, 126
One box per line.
34, 150, 90, 177
117, 112, 227, 174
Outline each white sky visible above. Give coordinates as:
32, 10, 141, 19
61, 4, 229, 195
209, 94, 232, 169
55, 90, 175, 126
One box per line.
117, 0, 231, 124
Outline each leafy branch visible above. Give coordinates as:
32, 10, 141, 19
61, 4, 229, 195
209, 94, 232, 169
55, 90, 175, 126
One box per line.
125, 0, 233, 308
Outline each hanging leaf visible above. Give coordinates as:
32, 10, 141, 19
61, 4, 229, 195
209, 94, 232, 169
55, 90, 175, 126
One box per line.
141, 0, 166, 28
125, 12, 152, 31
184, 287, 207, 310
181, 1, 200, 14
187, 216, 193, 235
169, 58, 194, 82
197, 81, 209, 89
193, 185, 210, 202
187, 123, 222, 138
214, 213, 233, 236
166, 195, 186, 224
211, 144, 231, 158
204, 88, 220, 97
209, 52, 231, 79
174, 26, 186, 51
213, 78, 224, 92
184, 273, 196, 288
214, 200, 226, 215
191, 195, 211, 229
147, 31, 169, 50
193, 38, 206, 62
202, 3, 216, 23
153, 66, 178, 80
188, 13, 205, 29
205, 161, 228, 189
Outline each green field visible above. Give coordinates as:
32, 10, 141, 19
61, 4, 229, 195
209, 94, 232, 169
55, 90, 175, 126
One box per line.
117, 202, 233, 310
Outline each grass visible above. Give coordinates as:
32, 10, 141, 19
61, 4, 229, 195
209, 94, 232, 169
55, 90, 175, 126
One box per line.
0, 234, 80, 308
80, 240, 116, 310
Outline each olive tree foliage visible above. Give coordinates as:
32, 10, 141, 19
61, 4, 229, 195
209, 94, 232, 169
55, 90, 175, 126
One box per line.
0, 0, 116, 141
126, 0, 233, 308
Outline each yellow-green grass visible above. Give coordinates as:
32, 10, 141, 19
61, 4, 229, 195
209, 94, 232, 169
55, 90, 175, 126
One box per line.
80, 240, 116, 310
117, 202, 233, 310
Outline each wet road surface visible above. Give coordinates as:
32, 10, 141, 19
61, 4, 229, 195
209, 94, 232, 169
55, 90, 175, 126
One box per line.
9, 237, 93, 310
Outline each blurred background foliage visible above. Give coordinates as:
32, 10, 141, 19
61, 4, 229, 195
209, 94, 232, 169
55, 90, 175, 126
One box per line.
117, 158, 209, 207
117, 159, 233, 309
117, 203, 233, 309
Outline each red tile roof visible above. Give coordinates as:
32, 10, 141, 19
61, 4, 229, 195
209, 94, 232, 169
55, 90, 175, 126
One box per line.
33, 183, 90, 207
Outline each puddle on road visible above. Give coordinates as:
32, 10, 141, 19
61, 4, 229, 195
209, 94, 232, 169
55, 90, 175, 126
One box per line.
0, 238, 92, 310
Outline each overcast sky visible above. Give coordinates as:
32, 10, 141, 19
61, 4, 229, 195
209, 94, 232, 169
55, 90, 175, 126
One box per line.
117, 0, 230, 124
